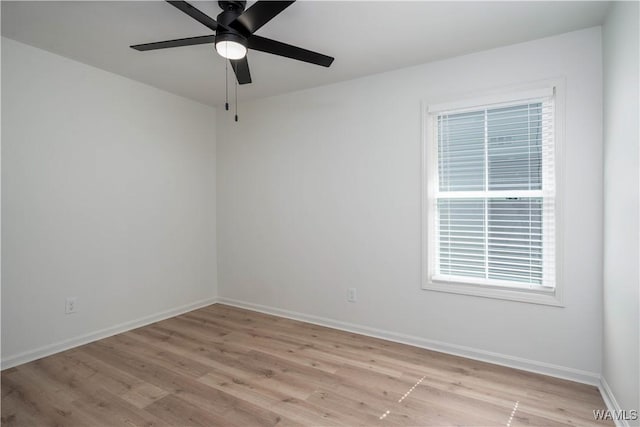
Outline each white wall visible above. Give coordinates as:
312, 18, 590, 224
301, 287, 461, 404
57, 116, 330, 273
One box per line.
1, 38, 217, 367
217, 27, 603, 382
602, 1, 640, 418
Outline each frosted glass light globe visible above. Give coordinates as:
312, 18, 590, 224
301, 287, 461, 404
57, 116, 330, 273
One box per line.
215, 40, 247, 60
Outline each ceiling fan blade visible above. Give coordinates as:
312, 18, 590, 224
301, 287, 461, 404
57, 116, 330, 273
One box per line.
248, 35, 334, 67
230, 57, 252, 85
130, 35, 216, 51
230, 1, 295, 35
166, 1, 222, 32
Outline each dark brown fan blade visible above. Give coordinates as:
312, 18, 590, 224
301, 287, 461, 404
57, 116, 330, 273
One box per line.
131, 35, 216, 51
166, 1, 222, 32
230, 57, 252, 85
248, 35, 334, 67
230, 1, 295, 35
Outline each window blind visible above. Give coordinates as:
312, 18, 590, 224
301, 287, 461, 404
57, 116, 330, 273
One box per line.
433, 95, 555, 289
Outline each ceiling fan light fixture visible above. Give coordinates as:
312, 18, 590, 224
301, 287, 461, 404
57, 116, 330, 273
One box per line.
131, 0, 335, 87
215, 33, 247, 60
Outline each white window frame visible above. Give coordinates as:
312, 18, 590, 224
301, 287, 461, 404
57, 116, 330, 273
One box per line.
421, 80, 564, 306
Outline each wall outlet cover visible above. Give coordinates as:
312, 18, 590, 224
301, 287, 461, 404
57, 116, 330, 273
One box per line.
65, 297, 78, 314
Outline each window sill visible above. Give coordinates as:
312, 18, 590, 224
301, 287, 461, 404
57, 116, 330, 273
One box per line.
423, 279, 564, 307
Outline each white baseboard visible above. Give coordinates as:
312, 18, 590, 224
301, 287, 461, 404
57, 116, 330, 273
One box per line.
217, 297, 601, 386
599, 377, 635, 427
2, 295, 602, 389
1, 297, 218, 370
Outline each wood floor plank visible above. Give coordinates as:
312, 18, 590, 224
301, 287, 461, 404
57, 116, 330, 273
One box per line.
1, 381, 45, 427
70, 387, 171, 427
1, 369, 97, 426
145, 394, 233, 427
1, 304, 613, 426
196, 368, 343, 426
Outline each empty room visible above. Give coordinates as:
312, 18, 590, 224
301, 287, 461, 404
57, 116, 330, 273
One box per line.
1, 0, 639, 426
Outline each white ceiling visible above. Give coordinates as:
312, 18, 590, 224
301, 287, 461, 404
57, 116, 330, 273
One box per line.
2, 1, 610, 107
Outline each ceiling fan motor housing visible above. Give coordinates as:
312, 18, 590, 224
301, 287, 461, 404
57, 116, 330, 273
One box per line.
215, 1, 248, 47
218, 1, 246, 13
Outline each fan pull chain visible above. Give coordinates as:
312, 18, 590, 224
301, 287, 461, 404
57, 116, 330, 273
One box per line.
225, 60, 229, 111
235, 79, 239, 122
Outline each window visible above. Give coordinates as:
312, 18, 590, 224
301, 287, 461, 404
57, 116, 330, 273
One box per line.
423, 86, 562, 305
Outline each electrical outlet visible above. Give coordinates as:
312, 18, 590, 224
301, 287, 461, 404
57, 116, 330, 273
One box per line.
347, 288, 357, 303
65, 297, 78, 314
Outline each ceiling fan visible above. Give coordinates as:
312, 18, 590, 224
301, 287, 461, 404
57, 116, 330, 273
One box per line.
130, 0, 335, 85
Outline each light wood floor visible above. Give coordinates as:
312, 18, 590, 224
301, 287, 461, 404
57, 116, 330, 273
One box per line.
2, 304, 612, 426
